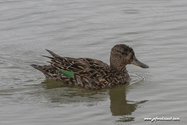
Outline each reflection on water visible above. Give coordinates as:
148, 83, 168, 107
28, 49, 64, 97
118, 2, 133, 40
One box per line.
42, 79, 147, 122
42, 79, 72, 89
41, 79, 109, 104
109, 85, 147, 122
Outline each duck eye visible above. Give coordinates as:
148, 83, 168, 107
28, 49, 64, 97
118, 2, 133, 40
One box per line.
122, 52, 128, 55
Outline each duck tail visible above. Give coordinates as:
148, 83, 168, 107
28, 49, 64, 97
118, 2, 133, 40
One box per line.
30, 64, 54, 78
30, 64, 43, 72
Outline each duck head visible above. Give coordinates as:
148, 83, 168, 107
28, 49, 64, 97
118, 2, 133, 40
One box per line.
110, 44, 149, 72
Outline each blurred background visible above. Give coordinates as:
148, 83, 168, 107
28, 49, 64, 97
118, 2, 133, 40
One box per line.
0, 0, 187, 125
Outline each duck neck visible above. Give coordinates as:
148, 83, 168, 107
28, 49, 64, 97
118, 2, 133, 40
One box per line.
110, 64, 127, 72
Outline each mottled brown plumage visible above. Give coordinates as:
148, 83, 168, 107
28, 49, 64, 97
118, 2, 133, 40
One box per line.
31, 44, 149, 90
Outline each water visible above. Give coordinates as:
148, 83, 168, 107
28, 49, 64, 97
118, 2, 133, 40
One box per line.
0, 0, 187, 124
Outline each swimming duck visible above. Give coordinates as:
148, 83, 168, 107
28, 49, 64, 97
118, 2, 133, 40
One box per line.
31, 44, 149, 90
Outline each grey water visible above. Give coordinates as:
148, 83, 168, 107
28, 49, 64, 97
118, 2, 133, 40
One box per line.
0, 0, 187, 125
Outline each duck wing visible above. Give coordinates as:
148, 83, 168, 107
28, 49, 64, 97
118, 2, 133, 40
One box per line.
44, 49, 109, 72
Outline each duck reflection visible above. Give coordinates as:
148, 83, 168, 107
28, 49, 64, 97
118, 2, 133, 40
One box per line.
41, 79, 147, 122
41, 79, 109, 104
109, 84, 147, 122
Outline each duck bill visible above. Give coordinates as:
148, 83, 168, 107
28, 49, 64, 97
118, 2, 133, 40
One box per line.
131, 56, 149, 68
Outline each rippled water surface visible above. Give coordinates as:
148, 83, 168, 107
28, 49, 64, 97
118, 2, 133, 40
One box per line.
0, 0, 187, 125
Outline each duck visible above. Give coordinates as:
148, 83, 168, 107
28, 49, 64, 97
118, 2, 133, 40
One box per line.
31, 44, 149, 90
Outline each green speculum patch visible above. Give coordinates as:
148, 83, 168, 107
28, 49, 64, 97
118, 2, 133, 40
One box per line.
59, 69, 74, 78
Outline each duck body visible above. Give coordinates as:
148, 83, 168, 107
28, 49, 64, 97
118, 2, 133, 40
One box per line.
31, 44, 149, 90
